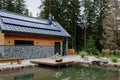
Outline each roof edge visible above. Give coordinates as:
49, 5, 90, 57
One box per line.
2, 30, 70, 38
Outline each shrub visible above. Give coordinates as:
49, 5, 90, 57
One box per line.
102, 49, 110, 57
79, 51, 88, 58
96, 53, 103, 57
110, 55, 118, 62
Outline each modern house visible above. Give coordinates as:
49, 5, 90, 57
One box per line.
0, 10, 70, 59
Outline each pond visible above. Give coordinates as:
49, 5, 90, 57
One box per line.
0, 65, 119, 80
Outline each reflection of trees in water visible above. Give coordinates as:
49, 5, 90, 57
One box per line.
52, 66, 118, 80
1, 66, 118, 80
53, 71, 62, 79
14, 74, 34, 80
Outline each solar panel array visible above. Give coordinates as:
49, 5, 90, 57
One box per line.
0, 11, 61, 31
0, 11, 48, 24
2, 24, 68, 37
2, 18, 60, 31
0, 11, 70, 37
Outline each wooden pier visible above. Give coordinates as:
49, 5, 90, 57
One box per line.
30, 58, 74, 66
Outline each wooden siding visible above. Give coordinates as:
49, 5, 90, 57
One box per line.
0, 32, 4, 45
4, 34, 63, 46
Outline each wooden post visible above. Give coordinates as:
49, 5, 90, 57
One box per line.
66, 38, 68, 55
18, 60, 22, 64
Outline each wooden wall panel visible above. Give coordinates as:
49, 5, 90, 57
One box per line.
0, 32, 4, 45
4, 34, 63, 46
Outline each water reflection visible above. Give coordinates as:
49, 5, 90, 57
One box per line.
0, 66, 119, 80
14, 74, 34, 80
61, 77, 71, 80
53, 71, 62, 78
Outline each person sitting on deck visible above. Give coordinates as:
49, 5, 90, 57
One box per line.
51, 53, 63, 62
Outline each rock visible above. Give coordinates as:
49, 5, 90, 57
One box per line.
92, 60, 101, 66
91, 57, 108, 66
83, 56, 89, 61
98, 57, 108, 64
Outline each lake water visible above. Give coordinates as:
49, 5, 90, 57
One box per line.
0, 65, 119, 80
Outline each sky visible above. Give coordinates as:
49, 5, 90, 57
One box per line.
25, 0, 42, 17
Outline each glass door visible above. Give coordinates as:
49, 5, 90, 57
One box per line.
54, 42, 61, 54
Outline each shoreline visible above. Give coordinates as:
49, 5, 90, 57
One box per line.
0, 55, 119, 72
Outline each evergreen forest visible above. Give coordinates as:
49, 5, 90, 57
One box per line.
0, 0, 120, 54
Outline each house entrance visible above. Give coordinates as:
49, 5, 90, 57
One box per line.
54, 42, 61, 54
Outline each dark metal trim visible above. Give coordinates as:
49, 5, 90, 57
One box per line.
2, 30, 70, 38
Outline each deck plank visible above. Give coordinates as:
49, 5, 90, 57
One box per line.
30, 58, 74, 66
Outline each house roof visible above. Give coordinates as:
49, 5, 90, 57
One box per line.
0, 10, 70, 38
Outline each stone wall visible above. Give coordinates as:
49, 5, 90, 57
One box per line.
0, 46, 54, 59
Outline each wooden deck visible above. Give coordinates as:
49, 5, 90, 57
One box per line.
30, 58, 74, 66
0, 58, 24, 64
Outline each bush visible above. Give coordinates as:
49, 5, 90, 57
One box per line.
79, 51, 88, 58
95, 53, 103, 57
110, 55, 118, 62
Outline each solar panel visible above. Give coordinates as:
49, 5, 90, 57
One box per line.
2, 18, 60, 31
0, 11, 48, 24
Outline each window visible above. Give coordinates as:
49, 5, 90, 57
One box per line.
15, 40, 34, 46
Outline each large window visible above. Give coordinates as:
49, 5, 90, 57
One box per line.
15, 40, 34, 46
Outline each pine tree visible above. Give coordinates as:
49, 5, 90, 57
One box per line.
0, 0, 29, 15
80, 0, 108, 51
16, 0, 31, 15
39, 0, 80, 50
39, 0, 61, 21
85, 36, 99, 55
0, 0, 6, 9
15, 0, 23, 13
39, 0, 108, 52
5, 0, 15, 12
